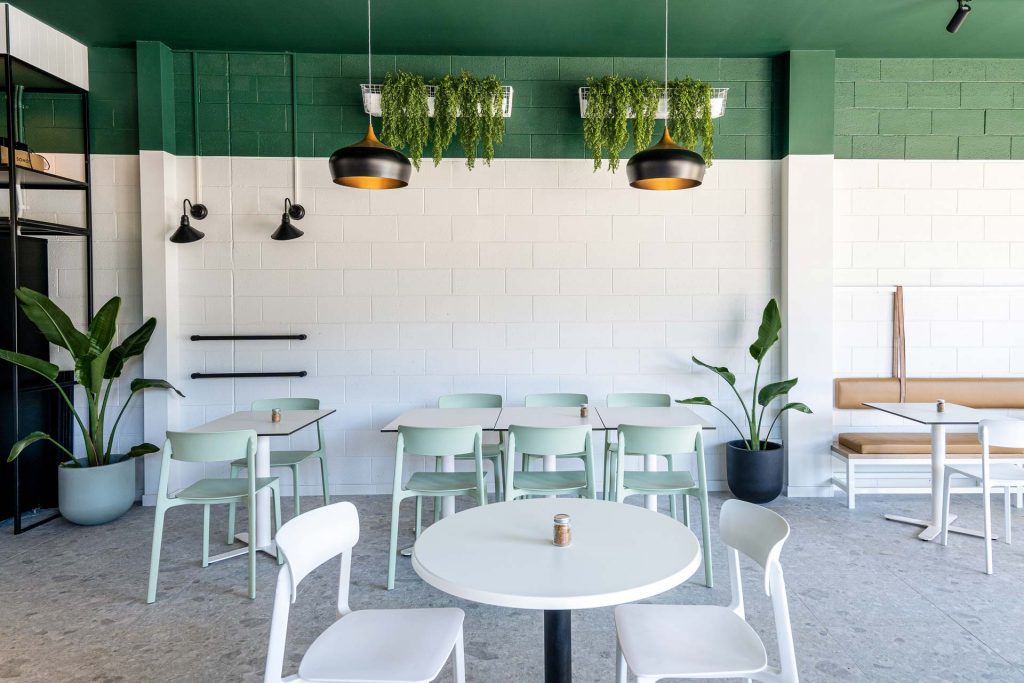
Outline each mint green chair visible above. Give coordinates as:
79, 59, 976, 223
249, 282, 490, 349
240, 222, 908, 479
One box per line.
504, 425, 596, 501
615, 424, 713, 587
147, 430, 283, 603
228, 398, 329, 540
437, 393, 504, 503
388, 425, 487, 590
603, 393, 673, 507
521, 393, 589, 473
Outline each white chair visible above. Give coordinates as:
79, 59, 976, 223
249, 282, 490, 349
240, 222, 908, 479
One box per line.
614, 499, 797, 683
264, 502, 466, 683
942, 419, 1024, 575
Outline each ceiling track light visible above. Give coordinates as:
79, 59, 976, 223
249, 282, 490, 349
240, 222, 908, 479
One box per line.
947, 0, 971, 33
169, 198, 208, 243
271, 198, 306, 241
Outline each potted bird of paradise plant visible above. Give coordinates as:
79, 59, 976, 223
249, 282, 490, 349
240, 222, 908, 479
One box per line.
0, 287, 183, 525
677, 298, 811, 503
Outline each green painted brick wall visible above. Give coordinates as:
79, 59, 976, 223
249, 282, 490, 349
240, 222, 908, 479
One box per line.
170, 52, 775, 160
835, 58, 1024, 159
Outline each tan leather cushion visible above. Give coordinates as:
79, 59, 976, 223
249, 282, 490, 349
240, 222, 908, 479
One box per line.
837, 432, 1024, 455
834, 377, 1024, 410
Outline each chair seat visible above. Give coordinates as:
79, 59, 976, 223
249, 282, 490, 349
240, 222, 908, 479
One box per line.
453, 443, 502, 460
513, 470, 588, 492
947, 463, 1024, 482
406, 471, 485, 494
615, 604, 767, 678
623, 470, 695, 491
174, 477, 277, 501
838, 432, 1024, 455
299, 607, 464, 683
231, 449, 318, 468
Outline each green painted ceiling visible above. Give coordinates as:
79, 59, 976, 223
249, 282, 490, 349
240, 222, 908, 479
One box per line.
12, 0, 1024, 57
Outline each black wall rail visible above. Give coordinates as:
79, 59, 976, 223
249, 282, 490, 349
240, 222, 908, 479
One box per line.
190, 334, 307, 341
190, 371, 308, 379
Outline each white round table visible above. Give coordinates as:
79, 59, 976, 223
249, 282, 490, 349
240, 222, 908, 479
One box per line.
411, 498, 701, 682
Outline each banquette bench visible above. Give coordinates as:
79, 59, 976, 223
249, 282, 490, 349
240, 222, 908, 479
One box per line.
831, 377, 1024, 509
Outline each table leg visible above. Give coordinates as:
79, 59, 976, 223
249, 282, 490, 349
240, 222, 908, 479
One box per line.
884, 423, 997, 541
441, 454, 456, 517
643, 454, 658, 511
210, 435, 277, 563
544, 609, 571, 683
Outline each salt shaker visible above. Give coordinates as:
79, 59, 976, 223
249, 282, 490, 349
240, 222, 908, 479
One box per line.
271, 408, 282, 423
936, 399, 945, 413
579, 404, 589, 418
553, 513, 572, 547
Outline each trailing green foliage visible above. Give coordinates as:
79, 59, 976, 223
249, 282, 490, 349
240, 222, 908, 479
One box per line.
479, 75, 506, 167
431, 74, 458, 166
379, 70, 430, 170
667, 78, 715, 165
455, 71, 482, 170
677, 299, 811, 449
583, 75, 631, 172
631, 79, 661, 153
1, 288, 183, 467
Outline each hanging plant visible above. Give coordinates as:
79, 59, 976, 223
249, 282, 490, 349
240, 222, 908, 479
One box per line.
431, 74, 458, 166
379, 70, 429, 169
454, 71, 482, 169
667, 77, 714, 165
584, 76, 660, 172
629, 78, 660, 153
479, 74, 506, 167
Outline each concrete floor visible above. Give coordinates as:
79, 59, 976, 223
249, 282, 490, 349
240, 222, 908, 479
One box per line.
2, 491, 1024, 682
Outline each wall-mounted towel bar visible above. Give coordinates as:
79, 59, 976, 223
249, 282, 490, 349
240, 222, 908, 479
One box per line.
190, 371, 308, 379
190, 334, 307, 341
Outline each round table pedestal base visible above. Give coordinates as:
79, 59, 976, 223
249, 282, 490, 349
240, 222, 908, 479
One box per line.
544, 609, 571, 683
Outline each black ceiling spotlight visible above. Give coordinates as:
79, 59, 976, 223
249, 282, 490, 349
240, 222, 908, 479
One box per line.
946, 0, 972, 33
271, 198, 306, 241
169, 198, 208, 243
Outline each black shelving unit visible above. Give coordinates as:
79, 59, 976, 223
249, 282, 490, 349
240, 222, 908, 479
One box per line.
0, 52, 93, 534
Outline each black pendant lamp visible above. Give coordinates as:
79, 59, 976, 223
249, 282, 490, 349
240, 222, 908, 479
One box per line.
328, 0, 411, 189
271, 198, 306, 241
169, 199, 208, 243
627, 0, 706, 191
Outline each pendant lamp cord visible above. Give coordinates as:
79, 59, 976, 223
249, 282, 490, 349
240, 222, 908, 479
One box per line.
367, 0, 372, 124
664, 0, 668, 95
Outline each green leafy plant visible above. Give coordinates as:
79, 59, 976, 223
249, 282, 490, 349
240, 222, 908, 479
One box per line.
677, 298, 811, 450
583, 75, 632, 172
380, 70, 430, 170
630, 78, 661, 153
479, 74, 506, 167
454, 71, 482, 169
667, 77, 715, 165
431, 74, 458, 166
0, 288, 183, 467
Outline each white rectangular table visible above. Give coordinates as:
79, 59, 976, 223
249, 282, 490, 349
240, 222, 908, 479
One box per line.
190, 408, 335, 562
597, 405, 716, 510
865, 402, 995, 541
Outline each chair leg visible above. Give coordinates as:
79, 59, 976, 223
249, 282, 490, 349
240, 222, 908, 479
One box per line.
681, 494, 690, 528
291, 464, 301, 518
227, 463, 240, 543
698, 488, 713, 588
493, 456, 504, 502
416, 496, 423, 539
667, 455, 676, 520
983, 479, 994, 575
146, 504, 168, 604
272, 484, 284, 566
247, 495, 257, 599
201, 504, 211, 568
453, 629, 466, 683
847, 460, 856, 510
388, 495, 402, 590
1004, 487, 1013, 545
616, 640, 627, 683
1017, 486, 1023, 510
941, 469, 953, 547
319, 454, 331, 507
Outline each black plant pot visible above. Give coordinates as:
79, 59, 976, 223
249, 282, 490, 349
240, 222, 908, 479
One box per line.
725, 440, 784, 504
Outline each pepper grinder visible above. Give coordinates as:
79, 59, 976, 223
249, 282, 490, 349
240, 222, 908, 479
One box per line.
271, 408, 282, 423
579, 404, 589, 418
936, 399, 945, 413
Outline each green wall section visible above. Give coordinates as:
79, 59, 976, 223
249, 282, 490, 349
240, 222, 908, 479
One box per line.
169, 52, 775, 160
835, 58, 1024, 159
778, 51, 835, 157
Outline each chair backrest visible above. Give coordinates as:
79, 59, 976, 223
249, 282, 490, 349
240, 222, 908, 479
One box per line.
265, 502, 360, 683
508, 424, 591, 457
617, 424, 700, 456
719, 499, 797, 683
979, 419, 1024, 452
606, 392, 671, 407
524, 392, 589, 407
438, 393, 502, 409
252, 397, 320, 411
398, 425, 483, 457
166, 430, 256, 463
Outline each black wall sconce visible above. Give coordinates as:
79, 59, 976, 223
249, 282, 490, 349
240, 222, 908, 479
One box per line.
169, 199, 208, 243
947, 0, 971, 32
271, 198, 306, 241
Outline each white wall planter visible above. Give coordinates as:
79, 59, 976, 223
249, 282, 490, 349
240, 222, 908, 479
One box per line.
361, 83, 514, 118
578, 87, 728, 119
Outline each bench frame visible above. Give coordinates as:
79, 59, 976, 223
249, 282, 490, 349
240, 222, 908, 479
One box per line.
831, 443, 1024, 510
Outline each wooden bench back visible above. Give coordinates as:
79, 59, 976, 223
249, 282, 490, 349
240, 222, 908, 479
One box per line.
833, 377, 1024, 410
